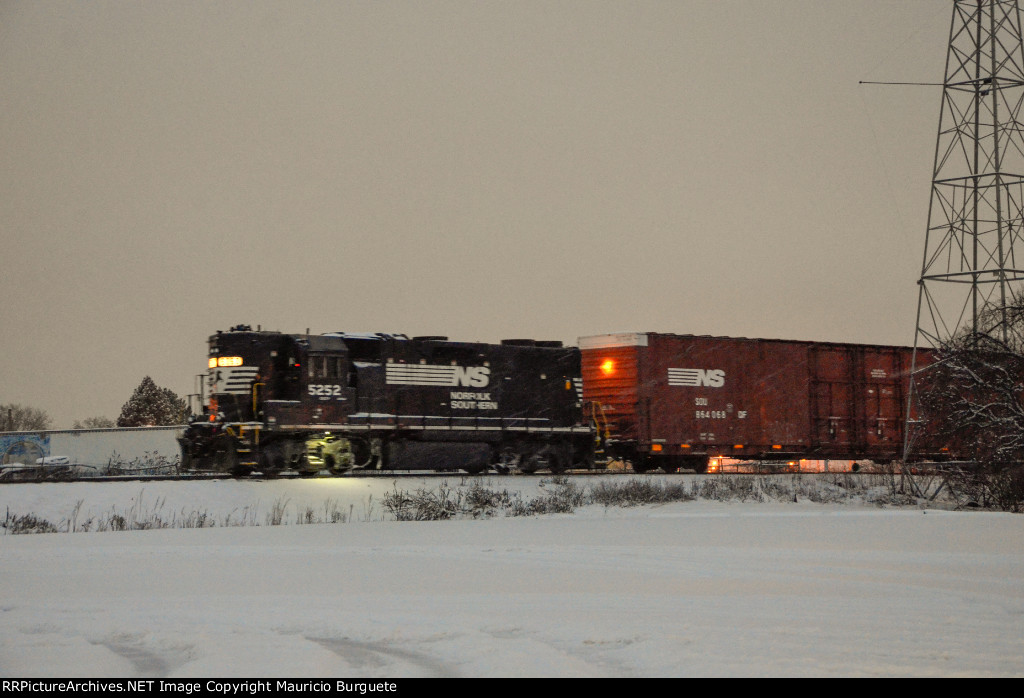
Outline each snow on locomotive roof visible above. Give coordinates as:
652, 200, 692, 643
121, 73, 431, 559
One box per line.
322, 332, 409, 340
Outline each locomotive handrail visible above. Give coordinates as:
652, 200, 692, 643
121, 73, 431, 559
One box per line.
252, 382, 264, 418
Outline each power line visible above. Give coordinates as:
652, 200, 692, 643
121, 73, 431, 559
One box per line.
859, 80, 943, 86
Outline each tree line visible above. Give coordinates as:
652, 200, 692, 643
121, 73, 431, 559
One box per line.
1, 376, 189, 431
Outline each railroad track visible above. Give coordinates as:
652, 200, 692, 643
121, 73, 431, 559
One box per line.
0, 464, 914, 484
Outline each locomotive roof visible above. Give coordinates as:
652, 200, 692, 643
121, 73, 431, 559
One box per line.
215, 328, 570, 351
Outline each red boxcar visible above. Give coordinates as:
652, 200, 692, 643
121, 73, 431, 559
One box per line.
579, 332, 936, 472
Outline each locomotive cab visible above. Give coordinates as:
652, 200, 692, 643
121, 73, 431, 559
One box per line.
260, 334, 355, 429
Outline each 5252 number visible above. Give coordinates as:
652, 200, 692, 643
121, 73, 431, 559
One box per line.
308, 384, 343, 397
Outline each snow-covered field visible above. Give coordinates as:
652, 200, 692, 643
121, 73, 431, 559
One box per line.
0, 474, 1022, 678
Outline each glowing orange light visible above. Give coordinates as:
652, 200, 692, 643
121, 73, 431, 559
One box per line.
599, 359, 615, 376
651, 444, 662, 452
680, 444, 691, 449
208, 358, 217, 369
772, 444, 782, 450
733, 444, 744, 449
217, 356, 243, 367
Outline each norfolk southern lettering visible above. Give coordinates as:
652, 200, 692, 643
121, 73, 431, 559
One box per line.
450, 391, 498, 410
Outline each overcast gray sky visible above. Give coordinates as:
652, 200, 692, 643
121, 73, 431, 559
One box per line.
2, 1, 951, 428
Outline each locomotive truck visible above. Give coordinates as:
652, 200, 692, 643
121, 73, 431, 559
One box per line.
179, 325, 594, 475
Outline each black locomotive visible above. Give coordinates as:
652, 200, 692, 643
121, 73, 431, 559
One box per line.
179, 325, 594, 475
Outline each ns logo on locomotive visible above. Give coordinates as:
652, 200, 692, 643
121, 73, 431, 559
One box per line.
179, 326, 944, 476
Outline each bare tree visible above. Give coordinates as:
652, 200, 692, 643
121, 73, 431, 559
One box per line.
72, 416, 116, 429
919, 334, 1024, 464
0, 404, 54, 432
917, 292, 1024, 510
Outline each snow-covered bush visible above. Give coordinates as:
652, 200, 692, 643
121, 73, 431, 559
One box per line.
590, 478, 693, 507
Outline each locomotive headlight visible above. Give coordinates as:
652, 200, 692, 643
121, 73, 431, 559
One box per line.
212, 356, 244, 367
208, 358, 217, 369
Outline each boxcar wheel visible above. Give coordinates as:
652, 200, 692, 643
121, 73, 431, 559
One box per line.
631, 455, 654, 474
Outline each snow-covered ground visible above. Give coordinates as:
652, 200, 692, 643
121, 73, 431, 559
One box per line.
0, 475, 1022, 678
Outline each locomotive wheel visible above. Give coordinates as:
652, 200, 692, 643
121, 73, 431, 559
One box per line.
210, 437, 244, 475
520, 452, 542, 474
519, 446, 565, 474
493, 447, 521, 475
350, 438, 381, 469
257, 444, 286, 476
545, 449, 567, 474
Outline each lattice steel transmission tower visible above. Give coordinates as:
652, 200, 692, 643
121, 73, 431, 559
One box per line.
905, 0, 1024, 462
